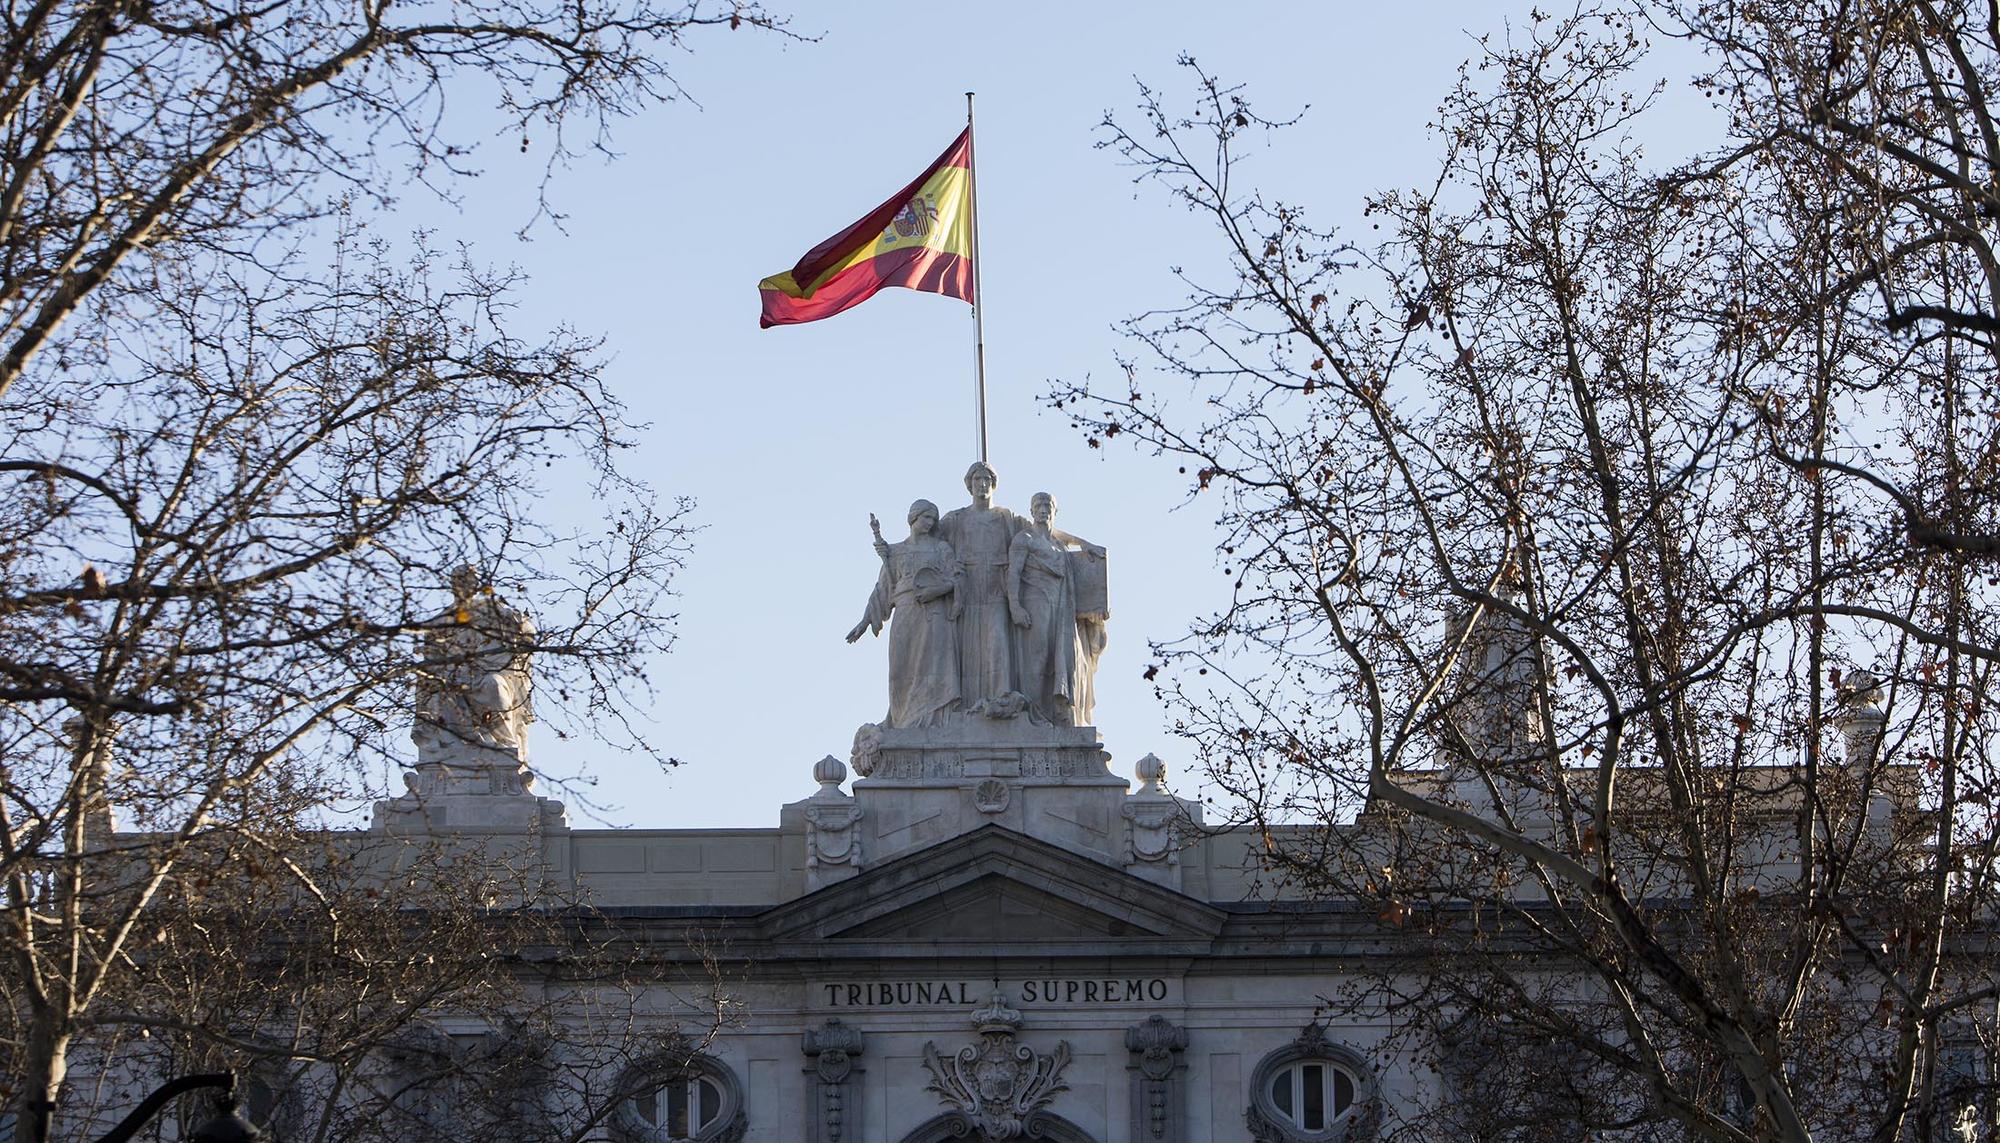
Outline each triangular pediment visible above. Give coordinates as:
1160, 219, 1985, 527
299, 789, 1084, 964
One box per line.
756, 825, 1225, 947
836, 872, 1136, 941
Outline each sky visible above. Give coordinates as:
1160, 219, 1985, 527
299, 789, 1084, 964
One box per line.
381, 1, 1712, 828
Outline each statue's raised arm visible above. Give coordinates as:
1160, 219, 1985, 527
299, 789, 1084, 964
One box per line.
846, 500, 962, 729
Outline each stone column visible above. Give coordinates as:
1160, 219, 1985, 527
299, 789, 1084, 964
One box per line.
1126, 1015, 1189, 1143
802, 1018, 864, 1143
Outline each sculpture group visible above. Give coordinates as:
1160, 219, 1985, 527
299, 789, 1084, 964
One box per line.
847, 462, 1108, 729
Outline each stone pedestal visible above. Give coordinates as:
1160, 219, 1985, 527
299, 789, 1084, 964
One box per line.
850, 720, 1128, 868
370, 740, 567, 833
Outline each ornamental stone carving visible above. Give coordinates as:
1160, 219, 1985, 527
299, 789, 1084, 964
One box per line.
1126, 1015, 1190, 1143
921, 990, 1073, 1139
802, 1019, 865, 1143
1123, 754, 1189, 887
804, 755, 864, 889
850, 723, 883, 778
972, 778, 1010, 815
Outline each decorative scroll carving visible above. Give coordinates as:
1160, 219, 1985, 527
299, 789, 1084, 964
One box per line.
1126, 1015, 1189, 1142
921, 991, 1073, 1140
1124, 754, 1187, 887
711, 1110, 747, 1143
802, 1019, 864, 1143
850, 723, 883, 778
804, 755, 863, 888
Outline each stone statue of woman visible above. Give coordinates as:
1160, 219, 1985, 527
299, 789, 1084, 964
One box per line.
847, 500, 963, 728
1008, 492, 1083, 726
413, 566, 536, 760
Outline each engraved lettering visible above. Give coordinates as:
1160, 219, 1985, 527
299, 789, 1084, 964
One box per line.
818, 977, 1170, 1008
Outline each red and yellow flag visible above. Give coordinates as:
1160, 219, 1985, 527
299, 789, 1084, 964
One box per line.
758, 129, 974, 328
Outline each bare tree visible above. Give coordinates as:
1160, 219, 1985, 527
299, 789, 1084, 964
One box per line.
53, 834, 738, 1143
1059, 5, 2000, 1140
0, 0, 783, 1131
0, 224, 700, 1138
0, 0, 781, 404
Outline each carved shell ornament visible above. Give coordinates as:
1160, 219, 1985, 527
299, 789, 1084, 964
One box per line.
921, 991, 1073, 1140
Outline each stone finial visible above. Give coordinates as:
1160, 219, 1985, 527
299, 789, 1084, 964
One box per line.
814, 754, 848, 789
803, 755, 863, 885
1134, 752, 1167, 792
1838, 668, 1885, 709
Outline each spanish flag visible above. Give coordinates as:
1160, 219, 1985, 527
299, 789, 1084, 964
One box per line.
758, 129, 974, 328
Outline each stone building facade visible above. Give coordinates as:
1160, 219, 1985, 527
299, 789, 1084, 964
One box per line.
368, 717, 1390, 1143
304, 471, 1983, 1142
356, 474, 1411, 1142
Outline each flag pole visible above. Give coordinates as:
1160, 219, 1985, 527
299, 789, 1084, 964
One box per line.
966, 91, 989, 464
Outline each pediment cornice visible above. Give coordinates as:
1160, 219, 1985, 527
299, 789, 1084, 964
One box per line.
754, 824, 1226, 945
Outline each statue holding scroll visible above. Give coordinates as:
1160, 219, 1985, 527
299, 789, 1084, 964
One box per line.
847, 500, 963, 728
1009, 492, 1084, 726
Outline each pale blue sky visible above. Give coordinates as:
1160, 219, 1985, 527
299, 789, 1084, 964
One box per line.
384, 2, 1714, 827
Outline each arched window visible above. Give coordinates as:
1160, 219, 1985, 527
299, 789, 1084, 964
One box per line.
611, 1054, 744, 1143
1266, 1057, 1358, 1130
1247, 1026, 1378, 1142
628, 1072, 725, 1138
